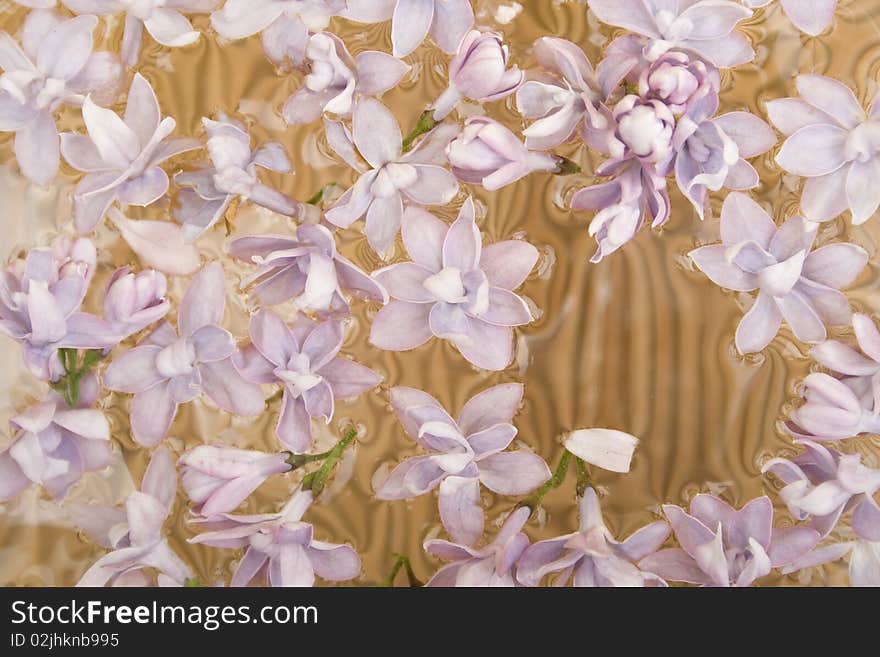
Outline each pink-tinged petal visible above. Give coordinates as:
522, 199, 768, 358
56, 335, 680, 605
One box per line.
277, 393, 312, 453
355, 51, 409, 95
801, 165, 851, 223
401, 206, 445, 271
849, 541, 880, 586
563, 428, 639, 473
477, 450, 550, 496
479, 241, 538, 291
307, 542, 361, 581
689, 245, 757, 292
638, 548, 711, 585
123, 73, 160, 147
466, 423, 517, 457
369, 300, 433, 351
779, 541, 853, 574
853, 500, 880, 541
81, 96, 139, 168
108, 209, 200, 276
303, 380, 334, 422
766, 98, 836, 136
318, 357, 381, 399
853, 313, 880, 362
803, 243, 867, 289
403, 164, 459, 205
721, 192, 777, 248
391, 0, 434, 58
481, 287, 532, 327
389, 386, 453, 438
781, 0, 836, 36
429, 0, 474, 53
796, 74, 863, 129
143, 9, 199, 47
179, 262, 225, 336
268, 544, 314, 587
131, 381, 177, 447
441, 198, 480, 270
663, 504, 716, 557
714, 112, 776, 158
768, 526, 821, 567
26, 280, 66, 345
776, 290, 827, 344
103, 346, 163, 393
199, 359, 265, 416
776, 124, 849, 177
0, 31, 32, 72
846, 157, 880, 225
452, 318, 513, 371
728, 496, 773, 549
616, 522, 671, 562
365, 192, 404, 255
438, 475, 483, 545
587, 0, 661, 38
190, 325, 235, 362
209, 0, 284, 39
116, 167, 169, 207
301, 320, 343, 369
375, 455, 446, 498
735, 291, 782, 354
335, 256, 388, 303
248, 308, 295, 367
677, 2, 751, 39
372, 262, 434, 303
15, 111, 59, 187
141, 446, 176, 510
233, 343, 276, 384
457, 383, 523, 436
352, 97, 401, 168
230, 548, 269, 587
125, 491, 167, 547
73, 178, 117, 234
343, 0, 396, 22
811, 340, 877, 376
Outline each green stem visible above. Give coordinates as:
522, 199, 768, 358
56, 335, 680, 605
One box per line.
520, 450, 572, 513
286, 447, 335, 470
53, 348, 104, 407
402, 110, 436, 153
307, 183, 337, 206
383, 554, 421, 587
184, 577, 201, 588
301, 427, 358, 496
575, 457, 591, 497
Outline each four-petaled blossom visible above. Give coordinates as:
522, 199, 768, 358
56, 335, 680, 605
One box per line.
431, 30, 523, 121
175, 114, 300, 241
228, 223, 388, 314
789, 373, 880, 440
211, 0, 346, 66
370, 199, 537, 371
102, 263, 264, 447
74, 447, 193, 587
689, 192, 867, 354
517, 488, 670, 587
233, 310, 381, 453
189, 488, 361, 587
65, 0, 218, 67
376, 384, 550, 545
61, 73, 201, 234
446, 116, 563, 191
741, 0, 837, 36
344, 0, 474, 59
324, 98, 459, 255
639, 494, 820, 587
763, 439, 880, 538
587, 0, 754, 68
0, 375, 109, 501
769, 75, 880, 224
102, 266, 170, 339
423, 506, 530, 587
178, 445, 291, 516
0, 237, 117, 380
282, 32, 409, 125
0, 10, 120, 186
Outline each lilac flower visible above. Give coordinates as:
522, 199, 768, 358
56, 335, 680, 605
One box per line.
764, 439, 880, 537
74, 447, 193, 587
227, 223, 388, 314
233, 310, 381, 453
323, 98, 459, 255
189, 488, 361, 587
446, 117, 563, 191
516, 37, 608, 151
742, 0, 837, 36
563, 428, 639, 473
344, 0, 474, 59
768, 75, 880, 224
789, 373, 880, 440
375, 384, 550, 545
639, 495, 820, 586
430, 30, 523, 121
688, 192, 867, 354
65, 0, 217, 67
674, 96, 776, 218
424, 506, 530, 587
178, 445, 291, 516
102, 266, 170, 339
370, 199, 537, 371
0, 10, 120, 186
636, 49, 719, 115
282, 32, 409, 125
107, 208, 201, 276
0, 238, 118, 380
175, 114, 300, 241
61, 73, 200, 234
102, 263, 264, 447
211, 0, 346, 66
517, 488, 670, 587
587, 0, 755, 68
0, 376, 109, 501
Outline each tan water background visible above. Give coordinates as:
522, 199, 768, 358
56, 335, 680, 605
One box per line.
1, 0, 879, 586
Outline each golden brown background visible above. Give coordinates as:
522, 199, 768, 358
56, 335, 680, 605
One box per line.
1, 0, 879, 586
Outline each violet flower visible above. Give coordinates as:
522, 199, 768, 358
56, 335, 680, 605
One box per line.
689, 192, 867, 354
178, 445, 292, 516
0, 10, 120, 186
188, 488, 361, 587
102, 263, 264, 447
431, 30, 523, 121
376, 384, 550, 545
233, 310, 381, 453
323, 98, 459, 255
446, 117, 564, 191
227, 223, 388, 314
517, 488, 670, 587
639, 494, 820, 587
789, 373, 880, 440
0, 238, 118, 381
175, 114, 300, 241
61, 73, 201, 234
344, 0, 474, 59
742, 0, 837, 36
0, 375, 110, 501
65, 0, 217, 67
211, 0, 346, 66
370, 199, 537, 371
424, 506, 530, 587
587, 0, 755, 68
102, 266, 170, 339
768, 74, 880, 224
764, 439, 880, 537
282, 32, 409, 125
73, 447, 193, 587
